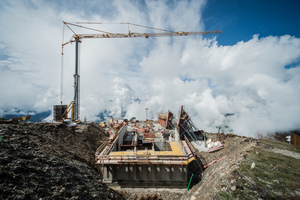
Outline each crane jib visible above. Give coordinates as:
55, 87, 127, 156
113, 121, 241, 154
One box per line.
72, 31, 222, 40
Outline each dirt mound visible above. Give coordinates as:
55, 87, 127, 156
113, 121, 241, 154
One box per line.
182, 134, 257, 199
0, 122, 124, 200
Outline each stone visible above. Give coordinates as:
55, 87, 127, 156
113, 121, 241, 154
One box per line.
16, 194, 25, 200
191, 196, 197, 200
231, 186, 236, 191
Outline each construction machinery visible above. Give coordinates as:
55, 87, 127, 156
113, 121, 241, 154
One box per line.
100, 121, 106, 128
0, 115, 31, 124
53, 102, 74, 122
59, 22, 222, 121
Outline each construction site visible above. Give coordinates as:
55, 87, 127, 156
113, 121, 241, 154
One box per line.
1, 21, 299, 200
50, 22, 217, 190
95, 106, 206, 188
1, 111, 300, 199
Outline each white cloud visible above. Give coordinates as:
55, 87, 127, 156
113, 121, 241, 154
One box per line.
177, 35, 300, 135
0, 0, 299, 137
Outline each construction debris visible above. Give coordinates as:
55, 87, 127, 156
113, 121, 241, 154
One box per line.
158, 110, 173, 129
203, 155, 226, 169
207, 139, 224, 153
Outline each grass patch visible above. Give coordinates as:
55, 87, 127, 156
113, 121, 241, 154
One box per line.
219, 187, 255, 200
259, 139, 296, 152
219, 191, 234, 200
236, 145, 300, 199
231, 189, 254, 200
215, 138, 300, 200
217, 139, 300, 199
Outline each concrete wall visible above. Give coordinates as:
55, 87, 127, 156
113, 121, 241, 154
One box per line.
117, 125, 127, 151
111, 125, 127, 152
102, 164, 188, 188
102, 124, 189, 188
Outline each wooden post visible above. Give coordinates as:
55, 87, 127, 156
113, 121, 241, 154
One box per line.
294, 132, 297, 150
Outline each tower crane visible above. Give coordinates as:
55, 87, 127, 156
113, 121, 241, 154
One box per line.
60, 21, 222, 121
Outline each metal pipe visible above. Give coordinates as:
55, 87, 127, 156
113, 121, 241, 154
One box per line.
180, 123, 198, 143
189, 120, 207, 147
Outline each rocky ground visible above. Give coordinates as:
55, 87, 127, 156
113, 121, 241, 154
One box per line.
1, 123, 299, 200
0, 122, 124, 200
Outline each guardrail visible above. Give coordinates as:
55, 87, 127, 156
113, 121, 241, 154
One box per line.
95, 126, 197, 165
96, 139, 196, 166
95, 140, 109, 156
184, 135, 196, 155
96, 153, 194, 165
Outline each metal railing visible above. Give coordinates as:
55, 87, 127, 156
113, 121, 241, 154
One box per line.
96, 153, 195, 165
96, 139, 196, 165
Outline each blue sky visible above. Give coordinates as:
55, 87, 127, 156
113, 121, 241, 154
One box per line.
203, 0, 300, 45
0, 0, 300, 136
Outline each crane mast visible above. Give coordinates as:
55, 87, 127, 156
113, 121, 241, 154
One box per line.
62, 22, 222, 121
74, 38, 80, 121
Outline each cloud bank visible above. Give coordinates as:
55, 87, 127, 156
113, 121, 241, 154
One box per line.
0, 0, 299, 136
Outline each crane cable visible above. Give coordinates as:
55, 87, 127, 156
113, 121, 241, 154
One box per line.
122, 22, 172, 33
64, 21, 112, 34
66, 22, 173, 35
60, 22, 65, 104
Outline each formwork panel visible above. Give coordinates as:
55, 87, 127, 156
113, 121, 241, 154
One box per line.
98, 124, 196, 188
102, 164, 188, 188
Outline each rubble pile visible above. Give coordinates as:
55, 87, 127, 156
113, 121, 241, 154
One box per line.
0, 123, 124, 200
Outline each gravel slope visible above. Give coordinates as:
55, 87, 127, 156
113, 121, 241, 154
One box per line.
0, 122, 124, 200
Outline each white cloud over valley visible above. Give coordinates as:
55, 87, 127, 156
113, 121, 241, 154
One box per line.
0, 0, 299, 137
